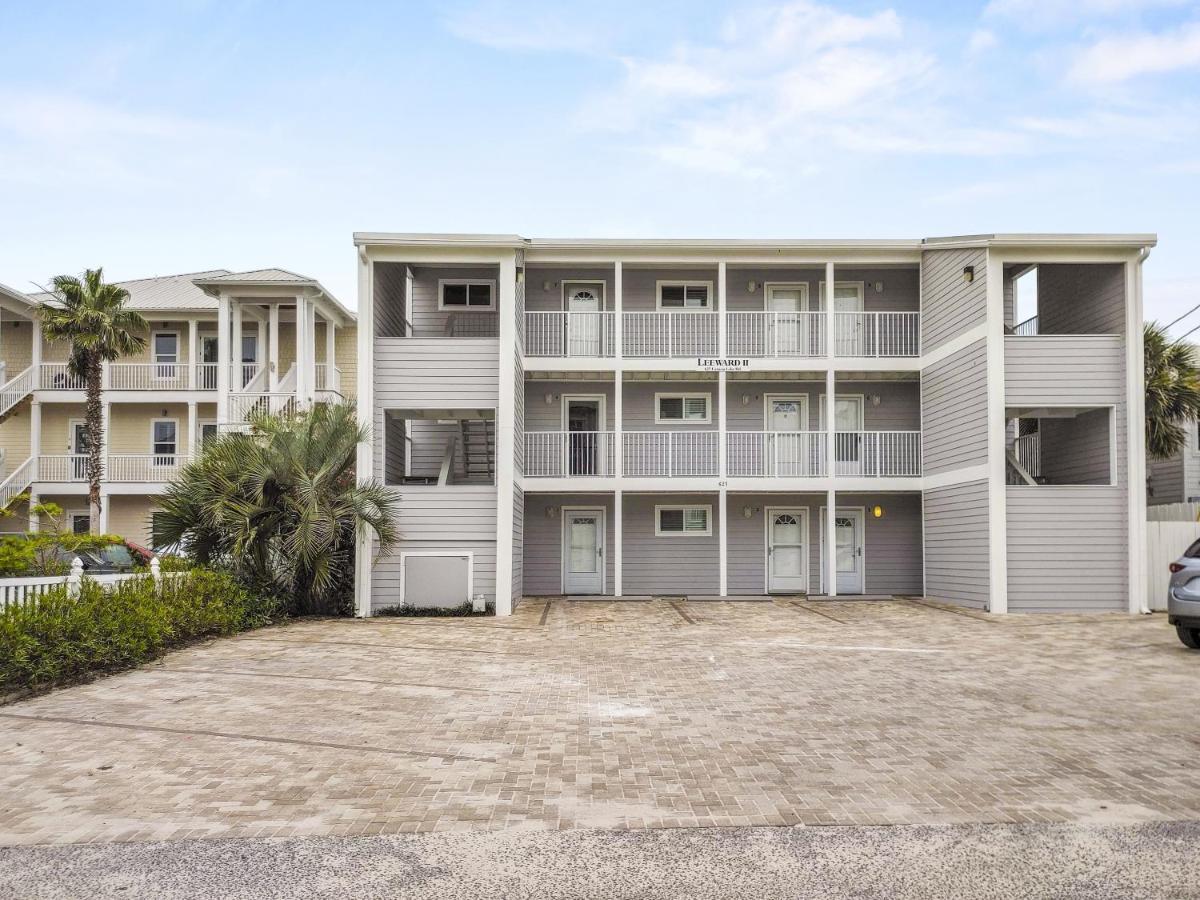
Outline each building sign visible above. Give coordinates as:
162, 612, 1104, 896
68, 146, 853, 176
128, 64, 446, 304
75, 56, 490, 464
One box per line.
696, 357, 752, 371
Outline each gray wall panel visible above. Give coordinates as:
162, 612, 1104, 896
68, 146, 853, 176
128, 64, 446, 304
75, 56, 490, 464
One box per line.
923, 480, 990, 609
921, 248, 988, 352
921, 339, 989, 476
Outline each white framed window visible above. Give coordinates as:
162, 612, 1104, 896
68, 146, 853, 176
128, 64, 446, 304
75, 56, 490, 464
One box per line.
152, 331, 179, 364
70, 512, 91, 535
656, 281, 712, 310
151, 419, 178, 465
199, 420, 218, 446
655, 392, 711, 424
439, 279, 496, 310
655, 505, 712, 537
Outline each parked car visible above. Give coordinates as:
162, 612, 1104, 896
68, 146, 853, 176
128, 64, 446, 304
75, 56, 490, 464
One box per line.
1167, 540, 1200, 649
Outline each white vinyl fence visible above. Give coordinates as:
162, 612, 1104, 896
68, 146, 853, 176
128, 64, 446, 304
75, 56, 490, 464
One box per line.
0, 557, 180, 611
1146, 519, 1200, 612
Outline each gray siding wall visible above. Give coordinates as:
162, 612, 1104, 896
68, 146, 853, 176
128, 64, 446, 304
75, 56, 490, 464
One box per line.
514, 349, 525, 474
622, 493, 720, 595
373, 262, 407, 337
923, 480, 990, 609
521, 493, 616, 596
621, 381, 720, 431
1038, 263, 1125, 335
726, 492, 922, 595
921, 339, 988, 476
725, 380, 920, 431
524, 267, 614, 311
406, 265, 500, 336
512, 486, 524, 603
375, 338, 499, 408
524, 380, 617, 431
371, 485, 497, 611
1149, 453, 1185, 505
725, 267, 919, 312
1004, 335, 1124, 405
622, 268, 721, 311
383, 414, 406, 482
1040, 409, 1112, 485
1006, 487, 1127, 611
921, 247, 988, 352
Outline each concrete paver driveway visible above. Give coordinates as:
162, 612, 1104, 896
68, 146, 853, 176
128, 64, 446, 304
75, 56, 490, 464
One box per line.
1, 598, 1197, 845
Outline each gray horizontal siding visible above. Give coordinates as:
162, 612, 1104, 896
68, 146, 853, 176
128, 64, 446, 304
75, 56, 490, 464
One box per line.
622, 267, 720, 311
1004, 335, 1124, 405
1038, 263, 1125, 336
923, 480, 990, 610
524, 267, 614, 311
521, 493, 615, 596
921, 339, 988, 476
622, 493, 720, 595
921, 248, 987, 352
1148, 455, 1185, 505
1005, 486, 1128, 612
725, 267, 919, 313
373, 262, 408, 337
512, 486, 524, 602
524, 381, 617, 431
374, 338, 499, 407
725, 381, 920, 432
407, 265, 500, 337
1040, 409, 1113, 485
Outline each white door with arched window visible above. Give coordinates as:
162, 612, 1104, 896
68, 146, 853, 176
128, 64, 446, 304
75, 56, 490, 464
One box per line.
767, 508, 808, 593
564, 281, 604, 356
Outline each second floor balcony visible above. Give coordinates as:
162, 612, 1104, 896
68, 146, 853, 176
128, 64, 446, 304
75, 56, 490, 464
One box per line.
36, 454, 192, 484
30, 361, 342, 395
522, 310, 920, 360
522, 430, 922, 479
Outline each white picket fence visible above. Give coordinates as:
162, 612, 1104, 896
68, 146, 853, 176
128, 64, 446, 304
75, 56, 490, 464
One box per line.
1146, 519, 1200, 612
0, 557, 181, 610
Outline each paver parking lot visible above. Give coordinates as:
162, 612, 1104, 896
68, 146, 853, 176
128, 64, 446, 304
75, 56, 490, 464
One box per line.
0, 598, 1197, 845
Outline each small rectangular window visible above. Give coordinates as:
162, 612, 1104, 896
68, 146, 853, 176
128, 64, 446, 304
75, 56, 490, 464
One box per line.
439, 280, 496, 310
656, 505, 711, 536
71, 514, 90, 535
152, 420, 177, 463
658, 282, 711, 309
152, 332, 178, 364
656, 393, 710, 423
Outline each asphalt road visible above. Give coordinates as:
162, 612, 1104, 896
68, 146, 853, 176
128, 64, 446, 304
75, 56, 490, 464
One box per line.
1, 822, 1197, 899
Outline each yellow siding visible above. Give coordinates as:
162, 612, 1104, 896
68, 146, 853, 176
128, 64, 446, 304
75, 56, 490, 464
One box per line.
107, 404, 193, 454
335, 325, 357, 399
1, 321, 35, 372
35, 495, 90, 534
0, 406, 32, 473
0, 498, 30, 533
277, 322, 297, 377
106, 495, 158, 545
39, 404, 85, 454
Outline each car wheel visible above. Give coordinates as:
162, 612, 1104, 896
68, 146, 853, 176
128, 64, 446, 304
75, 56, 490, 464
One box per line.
1177, 626, 1200, 649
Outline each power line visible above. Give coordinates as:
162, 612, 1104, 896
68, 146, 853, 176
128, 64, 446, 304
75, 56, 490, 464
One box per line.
1165, 300, 1200, 330
1175, 319, 1200, 342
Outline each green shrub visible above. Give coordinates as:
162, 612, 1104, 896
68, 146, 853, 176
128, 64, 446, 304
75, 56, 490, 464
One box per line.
375, 601, 494, 617
0, 568, 279, 693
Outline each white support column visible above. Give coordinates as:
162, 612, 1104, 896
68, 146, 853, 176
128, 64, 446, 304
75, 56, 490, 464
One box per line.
216, 294, 231, 424
718, 260, 727, 355
187, 319, 198, 391
719, 489, 728, 597
30, 399, 41, 478
305, 299, 317, 403
613, 261, 623, 360
614, 370, 622, 477
31, 320, 42, 381
325, 319, 337, 394
718, 370, 727, 478
187, 401, 198, 459
295, 296, 312, 406
268, 303, 281, 391
28, 491, 39, 532
494, 253, 517, 617
825, 261, 835, 357
984, 251, 1009, 614
1127, 251, 1150, 614
231, 300, 243, 391
354, 251, 375, 618
614, 490, 623, 597
825, 365, 838, 598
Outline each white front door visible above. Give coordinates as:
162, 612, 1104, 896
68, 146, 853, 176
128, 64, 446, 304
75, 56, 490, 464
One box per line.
827, 282, 865, 354
565, 282, 603, 356
563, 508, 604, 594
821, 508, 864, 594
822, 395, 865, 475
767, 508, 807, 593
766, 283, 809, 355
766, 395, 810, 476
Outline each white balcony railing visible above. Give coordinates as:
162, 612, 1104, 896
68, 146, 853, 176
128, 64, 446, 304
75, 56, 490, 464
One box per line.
622, 312, 718, 358
107, 454, 191, 482
833, 431, 922, 476
623, 431, 719, 476
196, 363, 218, 390
726, 312, 826, 358
524, 431, 615, 476
0, 456, 35, 510
108, 363, 190, 390
39, 363, 85, 390
1013, 316, 1039, 336
37, 455, 88, 482
315, 363, 343, 394
834, 312, 920, 357
0, 365, 35, 418
229, 392, 298, 422
1012, 432, 1041, 477
524, 312, 616, 357
727, 431, 827, 477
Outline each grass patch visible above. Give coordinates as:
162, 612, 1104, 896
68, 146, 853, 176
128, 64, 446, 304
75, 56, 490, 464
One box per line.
375, 601, 495, 617
0, 568, 279, 695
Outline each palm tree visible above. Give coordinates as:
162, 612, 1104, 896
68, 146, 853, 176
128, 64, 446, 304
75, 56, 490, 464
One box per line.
1145, 321, 1200, 460
39, 269, 148, 533
154, 402, 400, 615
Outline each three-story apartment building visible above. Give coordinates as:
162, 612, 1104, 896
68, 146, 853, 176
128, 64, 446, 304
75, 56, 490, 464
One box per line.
354, 232, 1152, 617
0, 270, 356, 545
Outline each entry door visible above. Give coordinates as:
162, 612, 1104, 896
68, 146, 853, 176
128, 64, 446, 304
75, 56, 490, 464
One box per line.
564, 398, 602, 475
766, 284, 808, 355
70, 421, 89, 480
821, 508, 864, 594
823, 395, 865, 475
767, 509, 807, 593
200, 336, 219, 389
766, 396, 809, 476
828, 282, 865, 354
565, 283, 603, 356
563, 509, 604, 594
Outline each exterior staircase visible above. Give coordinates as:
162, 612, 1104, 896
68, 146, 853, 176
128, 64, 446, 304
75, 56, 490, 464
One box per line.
0, 456, 35, 512
458, 420, 495, 483
0, 365, 35, 425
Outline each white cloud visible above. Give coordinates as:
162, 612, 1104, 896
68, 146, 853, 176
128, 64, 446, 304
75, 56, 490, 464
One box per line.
1068, 21, 1200, 83
967, 29, 998, 54
984, 0, 1189, 27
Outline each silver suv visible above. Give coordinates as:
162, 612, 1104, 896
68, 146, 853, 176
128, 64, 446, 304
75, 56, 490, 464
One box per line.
1167, 539, 1200, 649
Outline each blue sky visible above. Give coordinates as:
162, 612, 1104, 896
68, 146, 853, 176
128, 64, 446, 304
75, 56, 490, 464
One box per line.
1, 0, 1198, 329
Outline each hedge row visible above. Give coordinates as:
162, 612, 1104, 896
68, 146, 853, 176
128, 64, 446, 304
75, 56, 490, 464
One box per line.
0, 569, 278, 693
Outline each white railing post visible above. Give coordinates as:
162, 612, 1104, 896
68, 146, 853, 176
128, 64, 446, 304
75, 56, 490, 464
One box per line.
151, 556, 161, 588
67, 557, 83, 599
